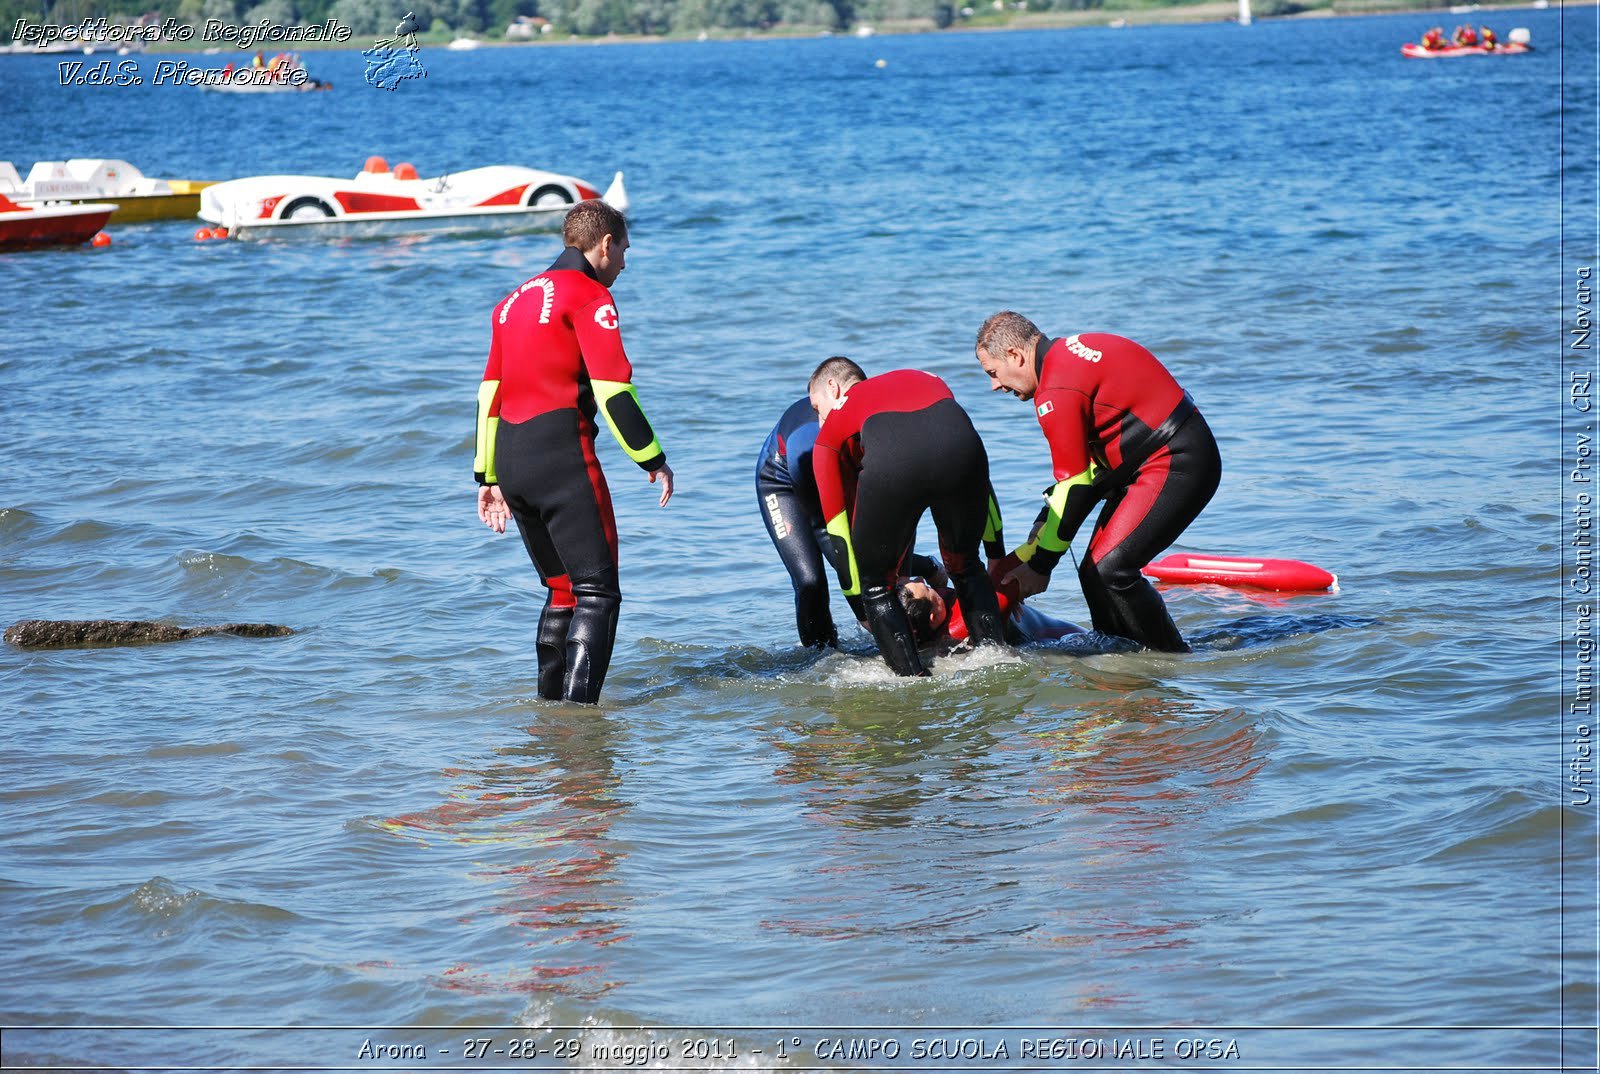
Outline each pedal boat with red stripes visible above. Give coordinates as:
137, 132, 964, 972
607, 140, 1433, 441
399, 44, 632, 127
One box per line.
0, 192, 115, 248
196, 158, 628, 240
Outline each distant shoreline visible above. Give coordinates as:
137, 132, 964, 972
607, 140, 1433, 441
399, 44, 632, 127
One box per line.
4, 0, 1581, 54
418, 0, 1585, 45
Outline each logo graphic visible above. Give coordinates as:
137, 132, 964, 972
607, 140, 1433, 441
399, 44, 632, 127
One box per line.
593, 304, 618, 330
1064, 334, 1103, 363
363, 11, 426, 91
764, 493, 790, 538
1037, 401, 1055, 417
500, 276, 555, 325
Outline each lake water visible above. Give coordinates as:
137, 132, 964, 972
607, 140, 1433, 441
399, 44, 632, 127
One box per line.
3, 8, 1596, 1071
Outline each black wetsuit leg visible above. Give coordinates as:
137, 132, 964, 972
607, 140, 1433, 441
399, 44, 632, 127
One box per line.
497, 414, 623, 702
922, 414, 1004, 647
564, 569, 621, 704
1080, 411, 1222, 652
850, 426, 932, 677
534, 604, 573, 700
509, 506, 578, 700
756, 475, 837, 649
861, 586, 927, 676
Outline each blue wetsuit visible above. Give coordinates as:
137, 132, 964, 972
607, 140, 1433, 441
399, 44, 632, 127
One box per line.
757, 397, 847, 648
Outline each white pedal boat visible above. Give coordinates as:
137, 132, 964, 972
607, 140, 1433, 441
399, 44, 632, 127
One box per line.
197, 158, 628, 239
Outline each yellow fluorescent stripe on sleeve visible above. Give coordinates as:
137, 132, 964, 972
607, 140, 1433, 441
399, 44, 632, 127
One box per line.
475, 379, 501, 484
984, 494, 1004, 544
825, 511, 861, 597
1014, 539, 1037, 564
590, 378, 664, 464
1037, 469, 1095, 552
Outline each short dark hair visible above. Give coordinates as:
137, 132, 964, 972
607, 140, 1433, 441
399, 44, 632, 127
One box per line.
898, 584, 939, 645
975, 311, 1043, 358
563, 199, 628, 252
807, 355, 866, 396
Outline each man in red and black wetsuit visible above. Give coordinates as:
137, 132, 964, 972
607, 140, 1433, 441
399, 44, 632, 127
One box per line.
756, 390, 947, 650
474, 200, 674, 703
974, 311, 1220, 652
808, 357, 1008, 676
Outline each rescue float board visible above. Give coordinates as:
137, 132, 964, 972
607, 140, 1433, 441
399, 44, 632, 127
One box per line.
1145, 553, 1337, 592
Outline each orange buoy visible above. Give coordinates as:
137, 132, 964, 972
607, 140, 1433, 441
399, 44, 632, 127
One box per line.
91, 231, 112, 247
363, 155, 390, 173
393, 162, 418, 180
212, 226, 229, 239
194, 227, 213, 241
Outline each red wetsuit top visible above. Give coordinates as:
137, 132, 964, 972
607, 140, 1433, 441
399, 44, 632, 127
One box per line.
1019, 333, 1195, 573
811, 369, 955, 527
473, 246, 664, 485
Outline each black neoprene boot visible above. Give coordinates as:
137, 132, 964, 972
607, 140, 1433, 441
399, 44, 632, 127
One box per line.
535, 603, 574, 700
951, 568, 1006, 647
562, 572, 621, 703
862, 585, 930, 677
1077, 558, 1121, 639
1099, 573, 1190, 653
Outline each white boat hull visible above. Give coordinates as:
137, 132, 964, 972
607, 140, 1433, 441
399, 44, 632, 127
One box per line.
199, 166, 628, 240
202, 80, 325, 93
225, 202, 572, 239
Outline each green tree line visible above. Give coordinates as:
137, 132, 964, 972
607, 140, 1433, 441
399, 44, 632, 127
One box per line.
2, 0, 1118, 43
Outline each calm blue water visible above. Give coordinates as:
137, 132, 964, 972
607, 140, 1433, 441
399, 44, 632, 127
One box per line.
3, 8, 1595, 1070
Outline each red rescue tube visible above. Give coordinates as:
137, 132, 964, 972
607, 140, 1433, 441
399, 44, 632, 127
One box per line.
1145, 552, 1337, 592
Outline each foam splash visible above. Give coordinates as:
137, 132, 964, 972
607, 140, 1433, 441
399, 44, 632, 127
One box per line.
83, 877, 299, 928
818, 642, 1027, 688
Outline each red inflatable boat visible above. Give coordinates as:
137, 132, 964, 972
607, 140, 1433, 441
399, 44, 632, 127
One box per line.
1145, 553, 1337, 592
1401, 41, 1530, 58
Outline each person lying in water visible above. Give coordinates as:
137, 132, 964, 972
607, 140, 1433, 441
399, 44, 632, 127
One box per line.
896, 571, 1084, 649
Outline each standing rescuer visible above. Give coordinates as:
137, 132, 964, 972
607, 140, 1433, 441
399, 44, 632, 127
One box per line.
474, 200, 674, 703
974, 311, 1220, 652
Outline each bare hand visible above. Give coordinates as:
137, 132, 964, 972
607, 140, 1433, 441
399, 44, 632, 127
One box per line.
1004, 560, 1051, 599
650, 462, 674, 507
477, 484, 510, 534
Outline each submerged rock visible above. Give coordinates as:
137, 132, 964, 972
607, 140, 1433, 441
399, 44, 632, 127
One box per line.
3, 619, 294, 649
